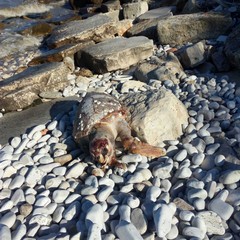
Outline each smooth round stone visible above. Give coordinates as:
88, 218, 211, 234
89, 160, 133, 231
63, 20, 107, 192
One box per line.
120, 183, 133, 193
92, 168, 105, 177
97, 186, 113, 202
81, 186, 98, 196
52, 166, 66, 176
166, 224, 179, 239
85, 204, 104, 229
10, 137, 21, 148
39, 156, 54, 164
0, 211, 16, 228
208, 198, 234, 220
206, 143, 220, 155
0, 224, 11, 240
2, 166, 17, 178
193, 198, 205, 211
160, 179, 171, 192
19, 154, 34, 166
121, 154, 143, 163
127, 169, 152, 184
127, 196, 140, 208
8, 175, 25, 190
65, 194, 81, 205
179, 210, 195, 221
187, 189, 208, 204
28, 124, 46, 139
20, 203, 33, 217
65, 163, 85, 179
153, 203, 175, 238
192, 153, 205, 166
35, 196, 51, 207
130, 208, 148, 235
63, 201, 81, 221
53, 206, 65, 223
219, 170, 240, 185
174, 149, 187, 162
47, 120, 58, 131
99, 178, 115, 188
152, 162, 173, 179
146, 186, 161, 201
52, 190, 70, 203
11, 189, 25, 205
25, 194, 36, 205
182, 226, 205, 239
0, 200, 14, 212
175, 167, 192, 179
29, 214, 52, 226
198, 128, 210, 138
11, 223, 27, 240
45, 177, 62, 189
85, 175, 99, 188
191, 138, 206, 152
183, 143, 197, 155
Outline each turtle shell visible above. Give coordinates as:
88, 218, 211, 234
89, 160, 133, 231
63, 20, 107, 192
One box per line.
73, 92, 123, 142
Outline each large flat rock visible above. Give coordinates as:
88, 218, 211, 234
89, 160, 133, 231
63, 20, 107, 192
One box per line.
0, 97, 78, 145
157, 12, 232, 45
0, 62, 70, 112
79, 36, 153, 73
46, 14, 124, 48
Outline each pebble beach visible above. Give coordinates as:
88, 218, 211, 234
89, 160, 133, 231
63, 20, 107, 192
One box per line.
1, 0, 240, 239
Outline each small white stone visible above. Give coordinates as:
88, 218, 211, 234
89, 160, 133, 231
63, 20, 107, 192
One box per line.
182, 226, 205, 239
25, 167, 45, 187
179, 210, 195, 221
10, 137, 21, 148
63, 201, 81, 221
97, 186, 113, 202
175, 167, 192, 179
192, 153, 205, 166
127, 169, 152, 184
87, 223, 102, 240
65, 163, 86, 179
52, 190, 70, 204
85, 204, 104, 229
219, 170, 240, 185
153, 203, 175, 238
174, 149, 187, 161
9, 175, 25, 190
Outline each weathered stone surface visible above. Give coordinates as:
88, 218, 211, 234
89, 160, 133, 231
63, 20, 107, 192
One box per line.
28, 42, 94, 66
122, 1, 148, 19
79, 36, 153, 73
134, 53, 185, 84
225, 24, 240, 69
157, 12, 232, 45
122, 89, 189, 146
101, 0, 121, 13
126, 6, 174, 39
0, 97, 78, 145
137, 6, 175, 22
19, 22, 53, 37
0, 62, 70, 112
46, 14, 127, 48
182, 0, 201, 14
176, 41, 207, 68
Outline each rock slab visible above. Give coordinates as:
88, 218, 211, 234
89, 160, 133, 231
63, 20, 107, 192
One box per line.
79, 36, 153, 73
157, 12, 232, 45
122, 89, 189, 146
0, 62, 70, 112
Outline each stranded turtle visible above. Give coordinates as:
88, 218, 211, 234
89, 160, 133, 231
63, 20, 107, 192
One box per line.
73, 92, 166, 168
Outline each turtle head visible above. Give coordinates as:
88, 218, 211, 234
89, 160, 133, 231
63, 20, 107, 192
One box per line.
89, 138, 115, 166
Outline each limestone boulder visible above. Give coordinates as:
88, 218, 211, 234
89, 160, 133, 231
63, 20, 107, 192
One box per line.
225, 25, 240, 69
0, 62, 70, 112
28, 42, 94, 66
46, 14, 130, 48
78, 36, 153, 73
157, 12, 232, 45
121, 89, 189, 146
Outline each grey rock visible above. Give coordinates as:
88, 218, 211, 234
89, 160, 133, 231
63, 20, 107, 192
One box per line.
177, 41, 207, 68
47, 15, 113, 48
122, 1, 148, 20
0, 224, 11, 240
122, 89, 188, 146
79, 36, 153, 74
0, 62, 70, 112
157, 12, 232, 45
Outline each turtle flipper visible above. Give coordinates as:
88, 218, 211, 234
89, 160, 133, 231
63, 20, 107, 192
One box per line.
122, 138, 166, 158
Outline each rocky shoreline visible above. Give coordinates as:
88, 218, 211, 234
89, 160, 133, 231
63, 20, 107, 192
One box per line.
1, 0, 240, 239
